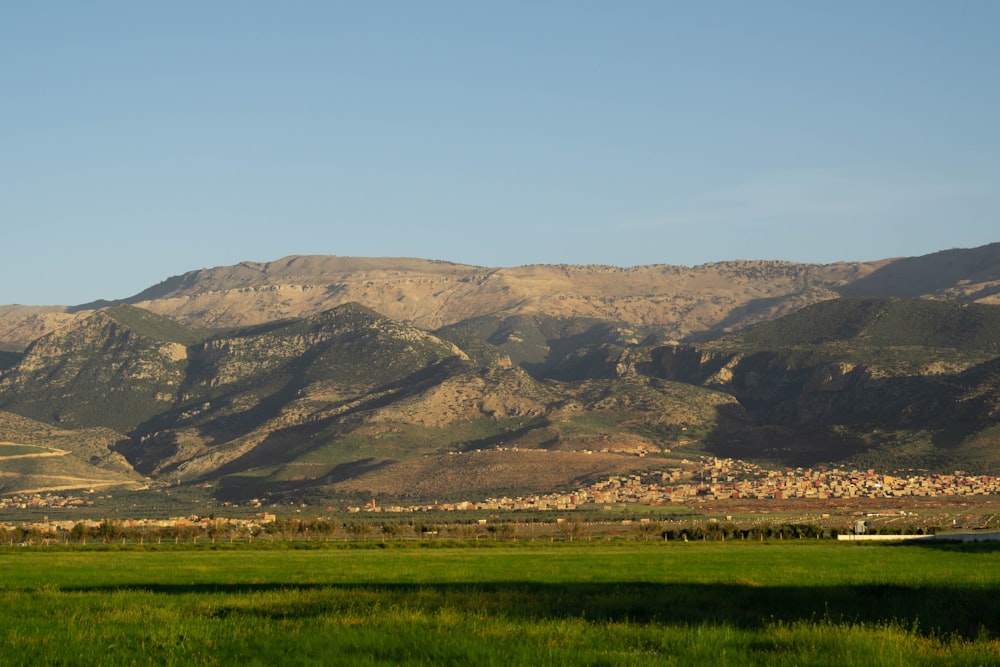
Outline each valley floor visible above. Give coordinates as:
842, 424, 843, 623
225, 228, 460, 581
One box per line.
1, 541, 1000, 665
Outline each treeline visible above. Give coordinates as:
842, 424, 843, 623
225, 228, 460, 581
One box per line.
660, 522, 936, 541
0, 517, 941, 546
0, 518, 515, 546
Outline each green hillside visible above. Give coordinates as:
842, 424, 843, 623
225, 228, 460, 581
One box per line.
734, 297, 1000, 354
0, 310, 198, 433
0, 411, 144, 493
440, 314, 641, 378
630, 297, 1000, 471
103, 304, 206, 345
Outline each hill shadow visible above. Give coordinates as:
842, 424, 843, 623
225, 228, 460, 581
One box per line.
837, 243, 1000, 298
66, 298, 127, 313
50, 580, 1000, 639
688, 349, 1000, 470
197, 358, 463, 480
0, 350, 23, 371
213, 458, 396, 503
887, 535, 1000, 551
685, 294, 805, 343
456, 418, 556, 452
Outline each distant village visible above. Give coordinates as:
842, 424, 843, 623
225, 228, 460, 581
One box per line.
368, 457, 1000, 513
3, 457, 999, 523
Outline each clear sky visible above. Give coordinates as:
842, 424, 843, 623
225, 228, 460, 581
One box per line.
3, 1, 998, 305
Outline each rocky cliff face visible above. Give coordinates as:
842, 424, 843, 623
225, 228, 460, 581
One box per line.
0, 255, 887, 350
3, 244, 998, 355
6, 244, 998, 355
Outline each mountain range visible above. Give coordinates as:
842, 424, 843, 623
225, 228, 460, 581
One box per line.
0, 243, 998, 504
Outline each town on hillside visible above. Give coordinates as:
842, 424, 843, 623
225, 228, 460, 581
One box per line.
4, 457, 998, 519
370, 457, 1000, 513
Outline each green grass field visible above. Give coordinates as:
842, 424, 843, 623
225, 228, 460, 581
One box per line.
1, 541, 999, 665
0, 443, 50, 457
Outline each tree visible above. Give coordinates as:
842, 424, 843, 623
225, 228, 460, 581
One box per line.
124, 524, 147, 545
448, 523, 478, 540
560, 518, 588, 542
680, 525, 704, 542
635, 521, 660, 542
15, 525, 42, 545
276, 518, 304, 541
205, 519, 225, 544
380, 522, 400, 541
800, 523, 824, 539
311, 519, 337, 541
495, 523, 516, 541
346, 522, 371, 540
486, 523, 516, 541
97, 518, 123, 543
413, 522, 437, 539
71, 522, 89, 544
174, 524, 199, 544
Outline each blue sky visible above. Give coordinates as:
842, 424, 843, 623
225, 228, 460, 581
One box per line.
3, 1, 998, 305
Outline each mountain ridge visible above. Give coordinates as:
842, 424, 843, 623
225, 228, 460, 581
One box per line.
3, 244, 997, 354
0, 300, 740, 500
1, 243, 999, 503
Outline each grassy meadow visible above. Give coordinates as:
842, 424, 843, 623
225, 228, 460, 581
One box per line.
1, 541, 999, 665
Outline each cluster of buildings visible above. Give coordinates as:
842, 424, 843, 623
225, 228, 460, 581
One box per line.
4, 457, 1000, 518
576, 460, 998, 507
0, 493, 93, 510
353, 457, 1000, 513
651, 458, 1000, 502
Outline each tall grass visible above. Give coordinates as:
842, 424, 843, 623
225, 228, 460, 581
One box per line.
1, 541, 998, 665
